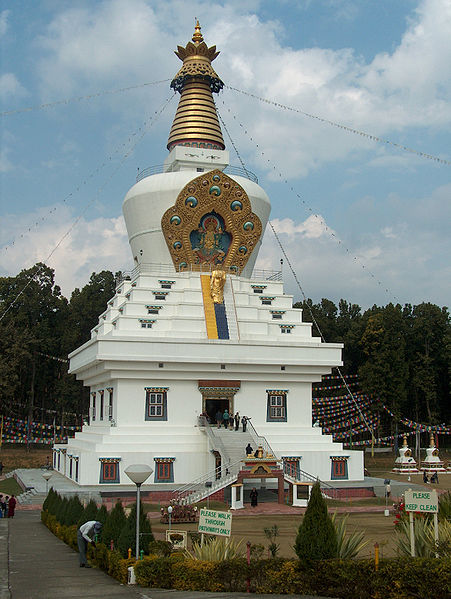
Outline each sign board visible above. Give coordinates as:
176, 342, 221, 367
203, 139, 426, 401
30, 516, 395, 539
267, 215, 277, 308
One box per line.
198, 508, 232, 537
404, 489, 438, 513
166, 529, 187, 549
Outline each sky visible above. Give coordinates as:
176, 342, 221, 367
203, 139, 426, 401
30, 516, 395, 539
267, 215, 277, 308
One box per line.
0, 0, 450, 310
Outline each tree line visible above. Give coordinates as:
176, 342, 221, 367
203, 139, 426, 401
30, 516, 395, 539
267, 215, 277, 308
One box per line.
0, 263, 449, 430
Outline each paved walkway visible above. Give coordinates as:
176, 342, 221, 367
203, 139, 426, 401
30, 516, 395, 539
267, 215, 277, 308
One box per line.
2, 511, 333, 599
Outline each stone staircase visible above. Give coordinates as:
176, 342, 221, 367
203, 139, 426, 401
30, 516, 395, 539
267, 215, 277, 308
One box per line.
208, 426, 255, 465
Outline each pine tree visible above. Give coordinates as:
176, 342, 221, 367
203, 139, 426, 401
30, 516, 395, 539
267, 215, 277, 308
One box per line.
66, 496, 84, 526
117, 503, 154, 558
77, 499, 98, 529
101, 501, 126, 549
294, 481, 337, 560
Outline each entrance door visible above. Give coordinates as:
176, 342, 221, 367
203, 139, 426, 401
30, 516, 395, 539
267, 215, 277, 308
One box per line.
204, 398, 230, 423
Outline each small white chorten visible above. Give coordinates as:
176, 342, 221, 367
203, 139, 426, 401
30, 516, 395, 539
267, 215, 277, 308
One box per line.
392, 435, 419, 474
421, 433, 446, 473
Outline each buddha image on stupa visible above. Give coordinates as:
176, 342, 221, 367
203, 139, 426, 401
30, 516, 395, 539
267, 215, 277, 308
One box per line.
190, 212, 231, 265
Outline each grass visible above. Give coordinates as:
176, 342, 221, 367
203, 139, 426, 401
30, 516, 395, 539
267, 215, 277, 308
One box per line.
0, 478, 23, 496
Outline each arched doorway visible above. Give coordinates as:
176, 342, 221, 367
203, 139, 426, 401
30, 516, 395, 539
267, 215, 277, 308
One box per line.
198, 380, 241, 423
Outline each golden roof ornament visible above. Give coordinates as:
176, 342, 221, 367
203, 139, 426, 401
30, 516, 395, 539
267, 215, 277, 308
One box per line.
167, 22, 225, 151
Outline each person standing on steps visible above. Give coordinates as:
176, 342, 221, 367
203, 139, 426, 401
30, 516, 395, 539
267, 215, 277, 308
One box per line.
222, 408, 229, 429
77, 521, 102, 568
241, 415, 249, 432
234, 412, 240, 431
215, 408, 223, 428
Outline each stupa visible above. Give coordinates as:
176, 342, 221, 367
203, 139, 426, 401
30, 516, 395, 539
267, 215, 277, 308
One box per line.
392, 435, 419, 474
420, 433, 446, 473
53, 23, 364, 501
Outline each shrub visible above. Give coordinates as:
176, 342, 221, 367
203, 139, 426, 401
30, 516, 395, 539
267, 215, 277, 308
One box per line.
294, 481, 337, 560
135, 556, 175, 588
331, 513, 368, 558
185, 536, 244, 561
148, 540, 173, 557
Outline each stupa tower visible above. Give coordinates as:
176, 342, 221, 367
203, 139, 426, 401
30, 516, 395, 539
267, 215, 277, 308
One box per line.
167, 20, 225, 151
59, 24, 363, 498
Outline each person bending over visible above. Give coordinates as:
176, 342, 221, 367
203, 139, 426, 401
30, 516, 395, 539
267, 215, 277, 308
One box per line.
77, 520, 102, 568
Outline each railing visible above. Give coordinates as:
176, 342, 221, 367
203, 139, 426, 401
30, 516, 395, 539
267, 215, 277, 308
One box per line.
246, 420, 278, 460
172, 457, 244, 505
198, 415, 231, 469
136, 164, 258, 184
115, 263, 282, 285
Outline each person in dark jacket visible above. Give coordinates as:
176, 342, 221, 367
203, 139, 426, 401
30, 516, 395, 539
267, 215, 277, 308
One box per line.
250, 487, 258, 507
7, 495, 16, 518
245, 443, 253, 456
215, 409, 223, 428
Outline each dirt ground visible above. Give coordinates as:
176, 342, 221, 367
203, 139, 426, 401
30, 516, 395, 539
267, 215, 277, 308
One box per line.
0, 445, 51, 471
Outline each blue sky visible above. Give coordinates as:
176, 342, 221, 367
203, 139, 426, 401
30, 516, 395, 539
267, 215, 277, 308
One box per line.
1, 0, 450, 309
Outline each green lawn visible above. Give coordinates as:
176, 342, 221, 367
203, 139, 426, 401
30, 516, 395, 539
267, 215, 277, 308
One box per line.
0, 478, 23, 496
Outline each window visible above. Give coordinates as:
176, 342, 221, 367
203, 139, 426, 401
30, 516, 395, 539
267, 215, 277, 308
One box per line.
141, 322, 153, 328
281, 327, 292, 334
253, 288, 263, 294
331, 458, 349, 480
91, 393, 96, 422
69, 457, 73, 478
107, 389, 113, 421
75, 460, 79, 483
148, 308, 160, 314
154, 294, 166, 300
154, 458, 175, 483
272, 313, 282, 320
262, 299, 272, 305
266, 391, 288, 422
57, 452, 61, 470
99, 459, 121, 483
283, 458, 300, 479
145, 388, 168, 421
99, 391, 104, 421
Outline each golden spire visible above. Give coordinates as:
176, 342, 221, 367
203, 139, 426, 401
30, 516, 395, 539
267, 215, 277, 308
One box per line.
167, 22, 225, 152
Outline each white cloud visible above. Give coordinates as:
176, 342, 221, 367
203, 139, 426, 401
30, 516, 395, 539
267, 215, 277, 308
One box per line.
0, 205, 130, 298
0, 10, 9, 37
32, 0, 451, 180
0, 73, 26, 100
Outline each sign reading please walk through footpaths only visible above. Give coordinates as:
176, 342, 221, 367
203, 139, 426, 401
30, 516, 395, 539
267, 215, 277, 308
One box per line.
198, 508, 232, 537
404, 489, 438, 513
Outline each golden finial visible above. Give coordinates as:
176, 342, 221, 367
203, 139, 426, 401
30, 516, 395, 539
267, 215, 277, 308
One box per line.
192, 19, 203, 44
430, 432, 435, 447
402, 435, 408, 447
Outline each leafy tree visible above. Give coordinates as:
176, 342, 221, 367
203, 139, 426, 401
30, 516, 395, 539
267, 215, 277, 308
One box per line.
294, 482, 337, 560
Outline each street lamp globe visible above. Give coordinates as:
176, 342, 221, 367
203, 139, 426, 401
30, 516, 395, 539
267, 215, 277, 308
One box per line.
124, 464, 153, 485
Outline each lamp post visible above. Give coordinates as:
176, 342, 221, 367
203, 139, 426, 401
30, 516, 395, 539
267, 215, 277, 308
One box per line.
42, 471, 52, 494
168, 505, 173, 531
125, 464, 153, 560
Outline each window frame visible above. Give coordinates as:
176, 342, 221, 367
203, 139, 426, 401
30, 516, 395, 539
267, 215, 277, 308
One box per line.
145, 389, 168, 421
266, 392, 288, 422
154, 458, 175, 483
330, 457, 349, 480
99, 459, 121, 484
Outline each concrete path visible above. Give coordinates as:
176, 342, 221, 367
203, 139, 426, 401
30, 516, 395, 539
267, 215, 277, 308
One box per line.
3, 511, 333, 599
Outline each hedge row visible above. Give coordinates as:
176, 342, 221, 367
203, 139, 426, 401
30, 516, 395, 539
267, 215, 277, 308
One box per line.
41, 511, 135, 584
134, 555, 451, 599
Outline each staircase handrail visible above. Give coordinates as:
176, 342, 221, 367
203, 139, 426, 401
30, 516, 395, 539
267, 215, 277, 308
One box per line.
282, 464, 340, 499
246, 419, 278, 460
172, 456, 244, 501
198, 416, 231, 468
